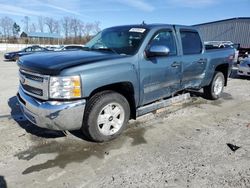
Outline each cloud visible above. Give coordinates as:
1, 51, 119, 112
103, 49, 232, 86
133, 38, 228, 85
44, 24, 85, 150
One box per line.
115, 0, 155, 12
168, 0, 218, 8
44, 4, 82, 16
0, 4, 45, 16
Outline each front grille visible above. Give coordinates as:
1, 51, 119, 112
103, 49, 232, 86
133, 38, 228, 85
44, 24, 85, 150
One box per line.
19, 69, 49, 100
21, 72, 43, 82
21, 84, 43, 96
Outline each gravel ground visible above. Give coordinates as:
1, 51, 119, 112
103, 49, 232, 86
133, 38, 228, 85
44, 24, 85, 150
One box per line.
0, 52, 250, 188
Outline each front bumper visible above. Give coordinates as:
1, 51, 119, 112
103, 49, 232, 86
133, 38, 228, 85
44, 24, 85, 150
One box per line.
237, 66, 250, 76
17, 87, 86, 130
4, 54, 15, 60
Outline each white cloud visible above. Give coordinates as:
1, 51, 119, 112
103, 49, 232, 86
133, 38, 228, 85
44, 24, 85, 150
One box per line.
168, 0, 218, 8
44, 4, 82, 16
115, 0, 155, 11
0, 4, 45, 16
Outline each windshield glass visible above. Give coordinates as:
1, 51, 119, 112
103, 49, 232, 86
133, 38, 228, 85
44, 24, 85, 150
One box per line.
85, 26, 148, 55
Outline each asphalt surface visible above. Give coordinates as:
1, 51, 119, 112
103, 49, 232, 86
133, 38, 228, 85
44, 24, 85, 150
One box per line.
0, 53, 250, 188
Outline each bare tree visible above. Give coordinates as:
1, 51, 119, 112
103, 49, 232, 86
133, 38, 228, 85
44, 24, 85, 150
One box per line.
93, 21, 101, 34
0, 16, 14, 40
62, 16, 71, 38
82, 23, 94, 37
44, 17, 58, 33
70, 18, 81, 38
54, 20, 60, 34
30, 23, 37, 33
22, 16, 30, 33
38, 16, 44, 32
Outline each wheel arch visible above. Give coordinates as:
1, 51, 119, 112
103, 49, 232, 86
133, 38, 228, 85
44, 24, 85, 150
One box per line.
215, 63, 229, 86
87, 82, 137, 120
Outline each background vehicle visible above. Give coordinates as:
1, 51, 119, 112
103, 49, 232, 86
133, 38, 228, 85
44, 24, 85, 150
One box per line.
17, 24, 235, 142
54, 45, 85, 51
4, 45, 49, 61
237, 57, 250, 77
205, 41, 239, 64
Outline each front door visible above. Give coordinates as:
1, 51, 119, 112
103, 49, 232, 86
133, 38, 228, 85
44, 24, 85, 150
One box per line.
139, 29, 181, 105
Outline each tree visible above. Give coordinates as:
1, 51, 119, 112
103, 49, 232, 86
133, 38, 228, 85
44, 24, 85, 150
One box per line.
62, 16, 71, 38
38, 16, 44, 32
93, 21, 101, 34
54, 21, 60, 34
44, 17, 58, 33
13, 22, 20, 37
30, 23, 37, 32
22, 16, 30, 33
70, 18, 81, 38
0, 16, 14, 40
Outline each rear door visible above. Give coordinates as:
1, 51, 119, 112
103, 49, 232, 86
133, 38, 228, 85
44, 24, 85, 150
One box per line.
139, 28, 182, 105
175, 26, 207, 89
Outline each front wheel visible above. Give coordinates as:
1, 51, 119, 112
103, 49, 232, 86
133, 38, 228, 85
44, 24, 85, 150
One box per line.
82, 91, 130, 142
204, 71, 225, 100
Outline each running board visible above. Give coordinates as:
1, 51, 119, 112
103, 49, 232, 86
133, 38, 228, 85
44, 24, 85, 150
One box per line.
136, 93, 191, 117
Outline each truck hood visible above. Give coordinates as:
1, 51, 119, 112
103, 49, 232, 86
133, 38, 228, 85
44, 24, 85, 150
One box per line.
18, 50, 125, 75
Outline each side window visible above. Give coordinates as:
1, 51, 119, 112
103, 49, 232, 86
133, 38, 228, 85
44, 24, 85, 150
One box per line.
149, 30, 177, 56
32, 47, 43, 51
180, 30, 202, 55
25, 47, 31, 52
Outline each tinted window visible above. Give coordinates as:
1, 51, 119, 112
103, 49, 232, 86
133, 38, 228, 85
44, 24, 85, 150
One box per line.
180, 31, 202, 55
25, 47, 32, 52
149, 30, 177, 56
32, 46, 44, 51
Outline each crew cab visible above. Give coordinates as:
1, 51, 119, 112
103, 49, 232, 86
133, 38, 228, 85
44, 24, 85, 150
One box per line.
17, 24, 235, 142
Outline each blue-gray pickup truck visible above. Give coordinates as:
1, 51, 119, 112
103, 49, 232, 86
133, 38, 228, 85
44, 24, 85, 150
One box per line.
17, 24, 235, 142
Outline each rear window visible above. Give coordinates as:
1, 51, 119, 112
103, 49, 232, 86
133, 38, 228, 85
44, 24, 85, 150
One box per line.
180, 30, 202, 55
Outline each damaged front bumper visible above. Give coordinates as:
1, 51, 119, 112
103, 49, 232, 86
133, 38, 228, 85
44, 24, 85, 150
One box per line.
17, 87, 86, 130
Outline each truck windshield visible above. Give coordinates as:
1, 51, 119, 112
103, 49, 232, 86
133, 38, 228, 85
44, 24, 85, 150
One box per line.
84, 26, 148, 55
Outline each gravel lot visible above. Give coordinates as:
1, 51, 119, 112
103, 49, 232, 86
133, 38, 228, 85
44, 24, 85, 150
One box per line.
0, 52, 250, 188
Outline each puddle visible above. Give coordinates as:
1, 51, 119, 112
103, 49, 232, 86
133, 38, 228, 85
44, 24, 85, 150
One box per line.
14, 126, 148, 175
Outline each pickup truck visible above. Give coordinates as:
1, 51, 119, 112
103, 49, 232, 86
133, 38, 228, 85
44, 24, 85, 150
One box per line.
17, 24, 235, 142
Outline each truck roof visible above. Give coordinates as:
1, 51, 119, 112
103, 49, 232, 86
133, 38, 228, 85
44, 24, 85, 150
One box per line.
107, 24, 193, 30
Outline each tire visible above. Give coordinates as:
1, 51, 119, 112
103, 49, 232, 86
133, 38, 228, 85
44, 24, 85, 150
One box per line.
204, 71, 225, 100
82, 91, 130, 142
14, 55, 19, 61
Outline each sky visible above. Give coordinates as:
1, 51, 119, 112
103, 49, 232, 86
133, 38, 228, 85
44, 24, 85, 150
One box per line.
0, 0, 249, 30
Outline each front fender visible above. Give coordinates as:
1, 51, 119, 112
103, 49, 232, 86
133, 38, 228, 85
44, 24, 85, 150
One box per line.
81, 63, 139, 102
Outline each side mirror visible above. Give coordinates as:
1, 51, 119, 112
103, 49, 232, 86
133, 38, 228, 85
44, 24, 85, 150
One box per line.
146, 45, 170, 58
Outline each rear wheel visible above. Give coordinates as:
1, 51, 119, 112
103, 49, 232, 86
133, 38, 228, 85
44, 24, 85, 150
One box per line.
82, 91, 130, 142
204, 71, 225, 100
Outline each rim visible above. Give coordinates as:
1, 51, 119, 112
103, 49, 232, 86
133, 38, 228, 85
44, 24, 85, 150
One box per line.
213, 76, 223, 95
97, 102, 125, 136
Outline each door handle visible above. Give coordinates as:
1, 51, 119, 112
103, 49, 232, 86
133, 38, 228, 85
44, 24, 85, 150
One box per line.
197, 59, 207, 64
171, 62, 181, 68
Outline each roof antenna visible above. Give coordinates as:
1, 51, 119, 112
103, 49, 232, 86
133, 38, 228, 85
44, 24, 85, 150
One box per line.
142, 21, 146, 25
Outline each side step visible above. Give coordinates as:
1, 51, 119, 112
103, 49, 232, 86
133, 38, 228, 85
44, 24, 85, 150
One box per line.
136, 93, 191, 117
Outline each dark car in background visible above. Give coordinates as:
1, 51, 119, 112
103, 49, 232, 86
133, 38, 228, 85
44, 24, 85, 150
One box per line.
238, 57, 250, 77
4, 45, 49, 61
54, 45, 85, 51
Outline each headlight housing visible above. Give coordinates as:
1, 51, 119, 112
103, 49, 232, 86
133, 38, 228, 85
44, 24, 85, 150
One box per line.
49, 75, 82, 99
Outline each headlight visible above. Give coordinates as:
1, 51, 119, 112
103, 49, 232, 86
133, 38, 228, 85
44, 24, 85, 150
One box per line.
49, 75, 81, 99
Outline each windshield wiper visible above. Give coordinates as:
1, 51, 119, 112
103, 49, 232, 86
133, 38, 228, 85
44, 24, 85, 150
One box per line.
91, 47, 118, 55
